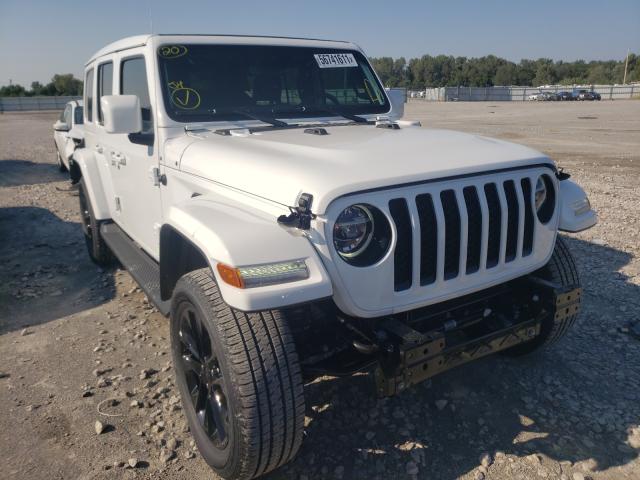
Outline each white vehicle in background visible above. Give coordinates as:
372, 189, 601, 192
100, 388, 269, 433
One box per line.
74, 34, 597, 480
53, 100, 84, 175
528, 92, 541, 101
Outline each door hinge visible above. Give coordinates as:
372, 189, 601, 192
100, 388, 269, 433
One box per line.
150, 167, 167, 186
115, 196, 122, 212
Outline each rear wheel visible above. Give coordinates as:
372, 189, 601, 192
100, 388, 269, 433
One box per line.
78, 178, 113, 266
505, 237, 580, 355
171, 269, 305, 480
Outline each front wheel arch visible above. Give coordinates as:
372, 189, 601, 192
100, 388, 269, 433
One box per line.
159, 225, 210, 301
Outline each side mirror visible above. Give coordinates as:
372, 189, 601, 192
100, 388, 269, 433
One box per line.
54, 120, 70, 132
101, 95, 142, 134
386, 88, 406, 120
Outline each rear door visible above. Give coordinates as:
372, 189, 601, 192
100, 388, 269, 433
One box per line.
83, 61, 119, 218
106, 52, 162, 258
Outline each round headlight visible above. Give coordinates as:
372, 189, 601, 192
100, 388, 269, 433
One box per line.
333, 205, 374, 258
535, 177, 547, 210
535, 174, 556, 224
333, 204, 391, 267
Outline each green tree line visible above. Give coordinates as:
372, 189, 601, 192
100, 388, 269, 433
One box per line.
369, 54, 640, 89
0, 74, 82, 97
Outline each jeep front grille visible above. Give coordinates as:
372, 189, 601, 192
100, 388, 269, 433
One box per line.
389, 177, 536, 292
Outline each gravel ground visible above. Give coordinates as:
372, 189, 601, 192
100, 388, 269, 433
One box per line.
1, 101, 639, 480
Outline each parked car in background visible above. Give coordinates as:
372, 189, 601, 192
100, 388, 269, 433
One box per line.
577, 90, 601, 101
557, 91, 576, 101
53, 100, 84, 174
528, 92, 541, 100
538, 91, 559, 101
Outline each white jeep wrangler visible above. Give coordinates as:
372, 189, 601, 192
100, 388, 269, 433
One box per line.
75, 34, 597, 479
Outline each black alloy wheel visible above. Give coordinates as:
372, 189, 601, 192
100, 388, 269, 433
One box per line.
170, 269, 306, 480
177, 303, 230, 448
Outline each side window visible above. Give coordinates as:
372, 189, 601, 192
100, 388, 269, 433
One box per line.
85, 69, 94, 122
121, 57, 153, 132
63, 105, 72, 125
59, 106, 68, 122
97, 62, 114, 124
74, 106, 84, 125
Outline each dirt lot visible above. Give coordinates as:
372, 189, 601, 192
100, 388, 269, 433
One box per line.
1, 101, 639, 480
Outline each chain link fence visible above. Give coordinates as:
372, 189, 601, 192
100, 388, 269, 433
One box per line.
0, 96, 82, 112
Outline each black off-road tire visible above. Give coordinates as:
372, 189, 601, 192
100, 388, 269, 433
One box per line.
78, 178, 113, 266
171, 268, 305, 480
505, 236, 580, 356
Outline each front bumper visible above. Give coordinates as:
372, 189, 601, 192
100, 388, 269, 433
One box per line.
335, 275, 582, 397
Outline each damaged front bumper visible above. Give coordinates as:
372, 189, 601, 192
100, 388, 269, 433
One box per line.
336, 276, 582, 397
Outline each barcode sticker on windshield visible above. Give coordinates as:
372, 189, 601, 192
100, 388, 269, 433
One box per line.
314, 53, 358, 68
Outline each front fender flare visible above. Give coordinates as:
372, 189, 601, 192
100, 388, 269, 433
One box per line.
72, 148, 110, 220
163, 197, 333, 311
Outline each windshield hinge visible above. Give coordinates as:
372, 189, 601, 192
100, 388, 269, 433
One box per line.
277, 193, 316, 230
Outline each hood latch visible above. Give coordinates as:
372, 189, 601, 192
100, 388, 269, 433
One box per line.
277, 193, 316, 230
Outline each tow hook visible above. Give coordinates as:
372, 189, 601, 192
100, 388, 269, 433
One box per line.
277, 193, 316, 230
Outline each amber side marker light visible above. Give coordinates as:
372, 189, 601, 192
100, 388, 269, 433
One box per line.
217, 263, 245, 288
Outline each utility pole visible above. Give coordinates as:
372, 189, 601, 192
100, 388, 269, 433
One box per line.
623, 49, 630, 85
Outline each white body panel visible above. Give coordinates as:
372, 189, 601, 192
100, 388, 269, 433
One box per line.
79, 34, 596, 316
162, 169, 333, 310
178, 127, 552, 213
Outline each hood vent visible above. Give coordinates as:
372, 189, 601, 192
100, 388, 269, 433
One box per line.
304, 127, 329, 136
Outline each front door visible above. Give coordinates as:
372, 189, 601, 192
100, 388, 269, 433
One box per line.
104, 52, 162, 259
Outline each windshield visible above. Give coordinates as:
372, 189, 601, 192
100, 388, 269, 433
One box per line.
157, 44, 389, 122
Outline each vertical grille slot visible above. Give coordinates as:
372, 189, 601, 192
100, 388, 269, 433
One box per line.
521, 178, 534, 256
504, 180, 519, 262
415, 193, 437, 285
440, 190, 460, 280
484, 183, 501, 268
389, 198, 412, 291
463, 186, 482, 274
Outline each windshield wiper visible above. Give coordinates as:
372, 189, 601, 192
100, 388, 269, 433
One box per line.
300, 106, 369, 124
231, 109, 289, 128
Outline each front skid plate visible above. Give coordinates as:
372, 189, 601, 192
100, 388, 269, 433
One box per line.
374, 319, 541, 397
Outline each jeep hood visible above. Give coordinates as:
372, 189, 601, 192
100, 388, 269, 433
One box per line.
177, 125, 554, 214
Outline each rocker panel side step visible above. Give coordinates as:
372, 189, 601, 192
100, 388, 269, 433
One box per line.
100, 222, 171, 316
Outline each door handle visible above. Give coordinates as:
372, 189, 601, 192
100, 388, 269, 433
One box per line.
95, 144, 103, 154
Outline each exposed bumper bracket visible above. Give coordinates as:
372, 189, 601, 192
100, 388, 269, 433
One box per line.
374, 319, 540, 397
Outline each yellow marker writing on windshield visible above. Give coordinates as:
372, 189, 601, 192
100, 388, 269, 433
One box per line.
168, 81, 201, 110
159, 45, 188, 59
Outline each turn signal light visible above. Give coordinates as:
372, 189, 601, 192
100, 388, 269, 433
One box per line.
217, 260, 310, 289
216, 263, 244, 288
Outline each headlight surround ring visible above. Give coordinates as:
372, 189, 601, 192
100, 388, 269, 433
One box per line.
535, 174, 556, 224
